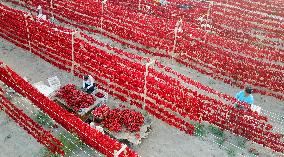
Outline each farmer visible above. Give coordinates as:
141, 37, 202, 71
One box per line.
160, 0, 168, 5
235, 86, 254, 105
37, 5, 56, 23
82, 75, 96, 94
37, 6, 47, 20
153, 0, 168, 6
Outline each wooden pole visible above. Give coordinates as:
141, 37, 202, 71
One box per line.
142, 59, 155, 110
71, 31, 77, 75
101, 0, 107, 32
171, 18, 183, 55
114, 144, 127, 157
204, 2, 212, 43
101, 2, 104, 31
138, 0, 141, 10
24, 14, 32, 53
50, 0, 55, 20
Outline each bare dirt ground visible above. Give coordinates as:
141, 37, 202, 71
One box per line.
0, 38, 229, 157
0, 2, 283, 157
1, 32, 283, 157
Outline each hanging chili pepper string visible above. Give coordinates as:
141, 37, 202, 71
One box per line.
0, 3, 284, 153
3, 1, 283, 99
4, 91, 99, 157
0, 67, 138, 157
0, 93, 64, 155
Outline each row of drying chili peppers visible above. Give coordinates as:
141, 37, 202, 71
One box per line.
0, 5, 284, 152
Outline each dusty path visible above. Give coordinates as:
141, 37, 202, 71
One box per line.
1, 36, 234, 157
0, 2, 283, 155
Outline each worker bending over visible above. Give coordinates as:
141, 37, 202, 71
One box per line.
37, 6, 47, 20
235, 86, 254, 106
82, 75, 96, 94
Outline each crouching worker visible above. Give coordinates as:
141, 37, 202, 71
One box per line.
37, 6, 47, 20
82, 75, 96, 94
234, 86, 254, 110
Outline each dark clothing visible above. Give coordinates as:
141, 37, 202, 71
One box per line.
84, 83, 95, 94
